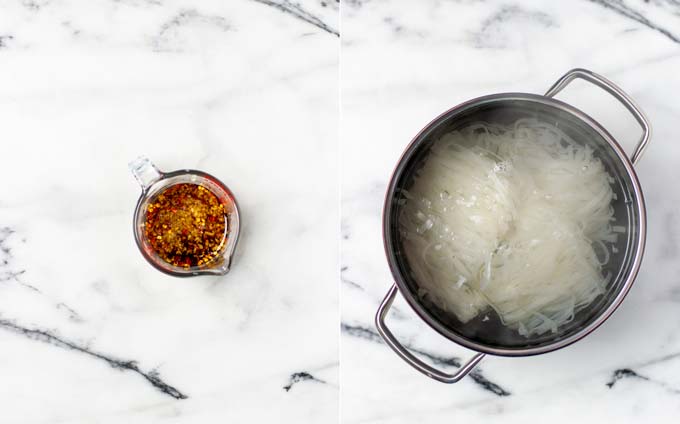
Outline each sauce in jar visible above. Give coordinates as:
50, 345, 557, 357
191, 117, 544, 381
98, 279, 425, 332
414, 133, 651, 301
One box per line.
144, 183, 228, 268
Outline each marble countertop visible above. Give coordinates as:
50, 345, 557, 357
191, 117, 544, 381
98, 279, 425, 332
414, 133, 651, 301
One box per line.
0, 0, 338, 422
341, 0, 680, 422
3, 0, 680, 422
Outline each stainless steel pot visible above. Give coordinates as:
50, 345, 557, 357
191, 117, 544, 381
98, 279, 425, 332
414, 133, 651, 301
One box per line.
375, 69, 650, 383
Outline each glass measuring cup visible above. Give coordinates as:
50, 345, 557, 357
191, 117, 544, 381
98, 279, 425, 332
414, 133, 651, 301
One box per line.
129, 157, 240, 277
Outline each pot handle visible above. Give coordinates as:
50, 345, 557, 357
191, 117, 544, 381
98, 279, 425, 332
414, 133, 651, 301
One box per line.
375, 284, 485, 383
544, 68, 651, 165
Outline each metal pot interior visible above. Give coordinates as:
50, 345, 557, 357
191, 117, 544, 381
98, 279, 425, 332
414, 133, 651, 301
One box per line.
386, 94, 644, 353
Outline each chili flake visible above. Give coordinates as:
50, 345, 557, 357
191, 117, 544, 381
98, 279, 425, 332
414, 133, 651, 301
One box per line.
144, 183, 228, 268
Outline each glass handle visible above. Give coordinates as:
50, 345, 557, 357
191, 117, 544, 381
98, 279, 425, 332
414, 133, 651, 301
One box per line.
129, 157, 163, 191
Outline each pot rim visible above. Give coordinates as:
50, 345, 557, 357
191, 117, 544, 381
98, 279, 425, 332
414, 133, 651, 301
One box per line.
382, 92, 647, 357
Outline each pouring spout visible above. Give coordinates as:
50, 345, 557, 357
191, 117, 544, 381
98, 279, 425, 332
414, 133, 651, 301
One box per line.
199, 259, 231, 276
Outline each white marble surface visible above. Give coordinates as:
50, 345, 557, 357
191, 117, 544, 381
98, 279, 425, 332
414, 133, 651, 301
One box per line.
341, 0, 680, 422
0, 0, 338, 422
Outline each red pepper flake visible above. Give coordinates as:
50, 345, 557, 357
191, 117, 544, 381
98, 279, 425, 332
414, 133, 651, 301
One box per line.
144, 183, 228, 268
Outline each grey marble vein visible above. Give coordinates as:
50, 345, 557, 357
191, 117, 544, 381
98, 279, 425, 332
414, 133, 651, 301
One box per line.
1, 230, 182, 398
283, 371, 327, 391
341, 267, 365, 291
0, 318, 188, 400
607, 368, 680, 394
341, 219, 350, 240
606, 368, 648, 387
250, 0, 339, 36
633, 350, 680, 368
341, 276, 364, 291
341, 323, 510, 396
21, 0, 49, 11
342, 322, 384, 343
56, 302, 84, 323
343, 0, 370, 8
0, 229, 35, 291
0, 35, 13, 49
152, 8, 231, 52
473, 5, 555, 48
0, 228, 81, 319
587, 0, 680, 43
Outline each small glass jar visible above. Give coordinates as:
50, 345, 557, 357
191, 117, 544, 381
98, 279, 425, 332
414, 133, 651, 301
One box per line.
129, 157, 240, 277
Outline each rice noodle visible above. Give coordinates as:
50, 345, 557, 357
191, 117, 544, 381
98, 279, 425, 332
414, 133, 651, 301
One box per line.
400, 119, 617, 337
